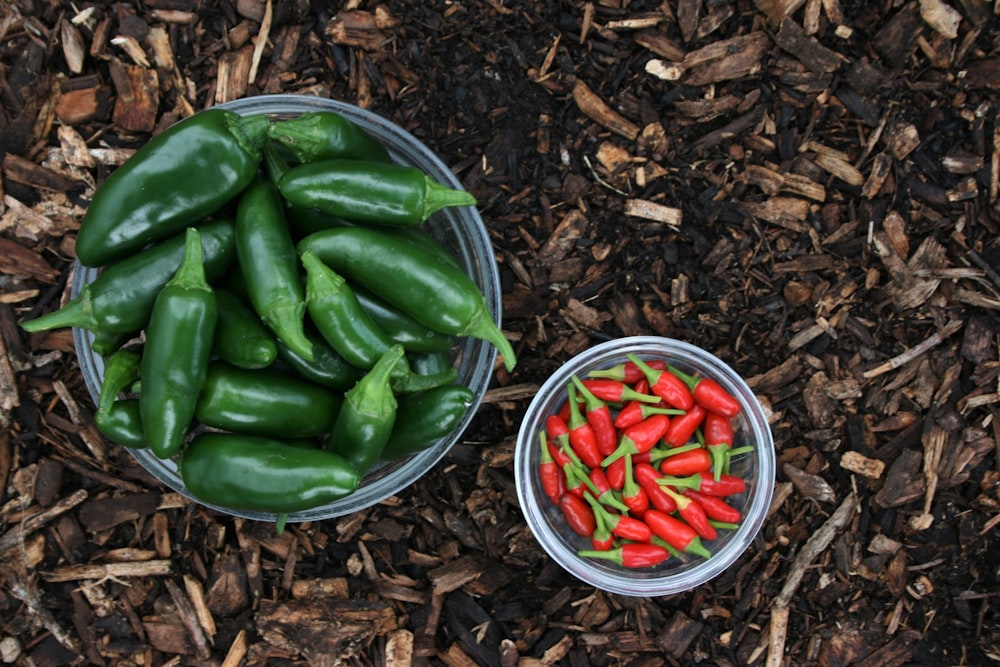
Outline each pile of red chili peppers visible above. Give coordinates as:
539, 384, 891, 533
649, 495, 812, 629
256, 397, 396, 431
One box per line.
537, 354, 754, 570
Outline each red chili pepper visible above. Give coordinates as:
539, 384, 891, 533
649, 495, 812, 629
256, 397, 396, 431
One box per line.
604, 450, 650, 489
657, 446, 713, 477
667, 364, 742, 418
663, 404, 706, 448
589, 506, 615, 551
702, 411, 735, 479
626, 353, 694, 410
571, 375, 617, 456
613, 402, 682, 431
642, 508, 712, 558
621, 453, 649, 518
565, 383, 603, 469
658, 471, 747, 497
633, 462, 677, 513
661, 486, 717, 541
578, 543, 670, 568
537, 432, 564, 504
685, 489, 742, 524
588, 358, 667, 385
559, 493, 596, 537
587, 467, 630, 513
583, 491, 652, 542
602, 414, 671, 466
580, 378, 662, 405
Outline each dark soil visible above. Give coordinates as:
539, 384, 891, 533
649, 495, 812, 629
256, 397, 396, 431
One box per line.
2, 1, 1000, 666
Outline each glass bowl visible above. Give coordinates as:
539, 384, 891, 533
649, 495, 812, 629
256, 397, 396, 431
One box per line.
72, 94, 501, 523
514, 336, 775, 596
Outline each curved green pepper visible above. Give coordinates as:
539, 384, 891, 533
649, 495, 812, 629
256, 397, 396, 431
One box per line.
275, 329, 364, 392
21, 219, 235, 345
75, 109, 268, 267
96, 348, 140, 415
140, 228, 218, 459
266, 111, 391, 163
95, 399, 147, 449
179, 432, 360, 513
195, 361, 343, 439
353, 284, 455, 354
326, 344, 402, 475
213, 288, 278, 369
278, 159, 476, 226
236, 179, 314, 361
380, 384, 476, 460
297, 226, 516, 371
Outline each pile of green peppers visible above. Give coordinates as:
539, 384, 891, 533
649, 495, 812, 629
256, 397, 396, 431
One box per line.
22, 107, 518, 518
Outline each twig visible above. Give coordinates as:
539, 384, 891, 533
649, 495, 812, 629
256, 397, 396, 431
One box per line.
0, 488, 88, 554
862, 319, 964, 378
766, 493, 858, 667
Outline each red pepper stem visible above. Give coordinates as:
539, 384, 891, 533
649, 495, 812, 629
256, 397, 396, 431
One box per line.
571, 375, 605, 413
708, 443, 728, 480
582, 490, 630, 525
600, 436, 635, 468
565, 462, 600, 496
684, 536, 713, 559
649, 442, 703, 462
666, 364, 699, 391
651, 535, 682, 558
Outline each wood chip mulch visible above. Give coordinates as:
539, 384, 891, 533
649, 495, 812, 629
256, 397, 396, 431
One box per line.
2, 1, 1000, 665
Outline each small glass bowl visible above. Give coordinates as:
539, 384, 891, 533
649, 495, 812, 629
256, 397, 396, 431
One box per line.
72, 94, 501, 523
514, 336, 775, 597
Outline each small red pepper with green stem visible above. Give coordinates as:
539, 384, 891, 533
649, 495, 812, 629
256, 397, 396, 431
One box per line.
663, 404, 707, 448
658, 471, 747, 497
604, 451, 654, 490
588, 358, 667, 385
613, 402, 682, 431
601, 413, 671, 467
685, 490, 742, 524
661, 486, 718, 541
587, 467, 630, 513
702, 411, 735, 479
657, 446, 713, 477
579, 378, 662, 405
589, 506, 615, 551
570, 375, 617, 456
140, 228, 218, 459
537, 432, 565, 504
545, 414, 584, 469
564, 383, 603, 468
562, 460, 599, 499
584, 492, 652, 542
642, 509, 712, 559
578, 543, 670, 569
621, 453, 650, 518
559, 493, 596, 537
667, 364, 742, 418
633, 463, 678, 513
626, 353, 694, 410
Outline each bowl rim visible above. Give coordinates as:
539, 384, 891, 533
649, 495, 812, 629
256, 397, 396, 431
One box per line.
514, 335, 775, 596
72, 93, 502, 523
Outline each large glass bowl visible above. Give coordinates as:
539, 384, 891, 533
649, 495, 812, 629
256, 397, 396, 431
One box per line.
72, 94, 502, 522
515, 337, 775, 596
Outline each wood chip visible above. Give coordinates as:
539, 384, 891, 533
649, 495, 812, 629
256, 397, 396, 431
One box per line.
840, 451, 886, 478
623, 198, 682, 226
571, 79, 640, 140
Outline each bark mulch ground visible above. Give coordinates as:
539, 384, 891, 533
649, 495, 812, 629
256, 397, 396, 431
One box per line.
2, 1, 1000, 665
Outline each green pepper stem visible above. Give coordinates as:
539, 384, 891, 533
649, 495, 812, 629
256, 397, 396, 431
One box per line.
666, 364, 698, 391
684, 536, 712, 560
168, 228, 210, 292
262, 142, 292, 184
460, 306, 517, 371
19, 286, 99, 333
391, 367, 459, 393
420, 178, 477, 220
224, 112, 270, 162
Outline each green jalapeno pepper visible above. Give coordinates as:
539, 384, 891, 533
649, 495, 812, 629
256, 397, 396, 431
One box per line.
275, 329, 364, 392
266, 111, 391, 163
195, 361, 343, 439
297, 226, 516, 371
326, 344, 403, 475
140, 228, 218, 459
236, 179, 314, 361
96, 348, 140, 416
353, 284, 455, 354
75, 109, 268, 267
408, 349, 455, 377
179, 432, 360, 513
278, 159, 477, 226
21, 219, 236, 346
95, 399, 147, 449
380, 383, 476, 460
213, 288, 278, 369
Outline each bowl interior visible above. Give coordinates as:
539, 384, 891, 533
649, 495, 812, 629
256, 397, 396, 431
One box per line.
515, 336, 775, 596
73, 94, 501, 522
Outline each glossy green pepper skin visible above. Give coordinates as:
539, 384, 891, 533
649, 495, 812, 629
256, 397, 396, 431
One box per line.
21, 219, 235, 345
278, 159, 477, 226
179, 432, 360, 513
266, 111, 391, 163
380, 383, 476, 460
95, 399, 147, 449
213, 288, 278, 369
140, 228, 218, 459
326, 345, 403, 475
353, 285, 454, 354
297, 226, 516, 371
75, 110, 268, 267
195, 361, 343, 439
275, 329, 364, 393
96, 348, 140, 415
236, 179, 314, 361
